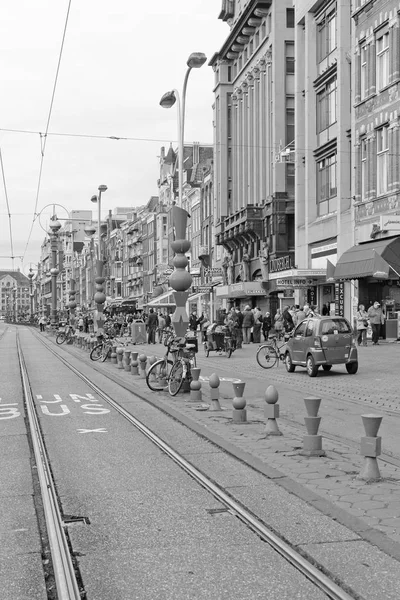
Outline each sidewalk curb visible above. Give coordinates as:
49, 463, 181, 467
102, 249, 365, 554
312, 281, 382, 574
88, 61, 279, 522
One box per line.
51, 335, 400, 563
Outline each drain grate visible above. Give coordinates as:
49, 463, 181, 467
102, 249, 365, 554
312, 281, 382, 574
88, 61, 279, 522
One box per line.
63, 515, 90, 525
206, 507, 230, 515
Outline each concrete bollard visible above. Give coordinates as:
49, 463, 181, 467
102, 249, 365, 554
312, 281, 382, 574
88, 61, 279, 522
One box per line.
264, 385, 282, 436
232, 381, 247, 423
124, 349, 131, 372
301, 397, 325, 456
130, 351, 139, 376
110, 346, 117, 364
357, 414, 383, 482
116, 347, 124, 369
139, 354, 147, 378
209, 373, 221, 411
189, 368, 202, 402
147, 356, 157, 382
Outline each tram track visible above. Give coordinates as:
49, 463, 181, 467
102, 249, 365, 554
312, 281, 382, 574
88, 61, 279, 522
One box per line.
18, 328, 365, 600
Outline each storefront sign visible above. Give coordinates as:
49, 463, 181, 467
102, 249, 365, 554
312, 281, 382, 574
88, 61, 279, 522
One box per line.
270, 255, 292, 273
380, 215, 400, 232
203, 267, 222, 276
335, 282, 344, 316
276, 278, 318, 288
192, 286, 212, 294
216, 281, 265, 298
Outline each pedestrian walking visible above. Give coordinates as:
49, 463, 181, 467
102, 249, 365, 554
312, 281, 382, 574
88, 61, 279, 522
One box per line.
252, 307, 262, 343
146, 308, 158, 344
367, 301, 385, 345
39, 315, 47, 332
356, 304, 369, 346
274, 309, 284, 339
262, 312, 272, 341
282, 306, 294, 333
242, 305, 254, 344
157, 312, 166, 343
235, 307, 243, 348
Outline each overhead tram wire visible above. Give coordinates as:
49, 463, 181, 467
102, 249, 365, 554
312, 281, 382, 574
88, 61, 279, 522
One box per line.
0, 147, 15, 270
22, 0, 72, 264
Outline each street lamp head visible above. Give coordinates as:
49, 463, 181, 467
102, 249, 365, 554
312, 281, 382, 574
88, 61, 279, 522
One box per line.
98, 184, 108, 193
186, 52, 207, 69
49, 218, 61, 234
159, 90, 176, 109
84, 225, 96, 237
90, 195, 98, 203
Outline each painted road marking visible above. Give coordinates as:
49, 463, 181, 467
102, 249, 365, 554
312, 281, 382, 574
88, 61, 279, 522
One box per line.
77, 428, 107, 434
200, 376, 242, 383
0, 397, 21, 419
35, 394, 110, 416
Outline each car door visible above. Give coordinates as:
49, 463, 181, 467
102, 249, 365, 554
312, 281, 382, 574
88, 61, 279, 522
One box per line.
290, 320, 308, 363
319, 318, 352, 363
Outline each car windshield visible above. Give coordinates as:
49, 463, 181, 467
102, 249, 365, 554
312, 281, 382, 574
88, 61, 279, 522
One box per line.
320, 319, 351, 335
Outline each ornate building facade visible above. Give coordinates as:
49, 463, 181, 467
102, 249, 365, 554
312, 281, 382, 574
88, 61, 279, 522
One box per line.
211, 0, 296, 313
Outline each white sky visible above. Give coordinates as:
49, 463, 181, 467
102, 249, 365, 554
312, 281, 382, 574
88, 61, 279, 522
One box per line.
0, 0, 228, 272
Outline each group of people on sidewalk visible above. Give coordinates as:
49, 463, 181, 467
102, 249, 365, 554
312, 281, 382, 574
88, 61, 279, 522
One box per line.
355, 301, 385, 346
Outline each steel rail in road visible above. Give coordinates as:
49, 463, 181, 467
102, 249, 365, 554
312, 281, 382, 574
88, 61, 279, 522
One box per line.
16, 334, 81, 600
34, 333, 358, 600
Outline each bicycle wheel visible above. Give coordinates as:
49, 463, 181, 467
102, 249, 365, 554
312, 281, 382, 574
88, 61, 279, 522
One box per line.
168, 360, 185, 396
225, 339, 233, 358
100, 343, 111, 362
56, 332, 66, 345
146, 359, 173, 391
90, 344, 103, 361
256, 344, 278, 369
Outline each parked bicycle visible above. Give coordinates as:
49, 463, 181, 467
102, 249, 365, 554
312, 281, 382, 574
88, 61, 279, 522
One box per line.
168, 340, 197, 396
56, 324, 75, 345
256, 333, 290, 369
204, 325, 235, 358
146, 334, 197, 395
90, 333, 114, 362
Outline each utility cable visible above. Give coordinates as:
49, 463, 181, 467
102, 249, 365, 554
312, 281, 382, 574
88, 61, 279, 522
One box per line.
22, 0, 72, 263
0, 147, 15, 270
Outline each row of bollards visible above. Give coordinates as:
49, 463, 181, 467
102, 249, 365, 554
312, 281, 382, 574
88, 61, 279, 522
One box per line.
76, 340, 384, 483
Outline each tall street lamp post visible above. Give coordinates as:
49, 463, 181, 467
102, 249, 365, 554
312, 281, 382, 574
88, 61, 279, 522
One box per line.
28, 268, 34, 321
159, 52, 207, 337
90, 185, 107, 336
49, 216, 61, 329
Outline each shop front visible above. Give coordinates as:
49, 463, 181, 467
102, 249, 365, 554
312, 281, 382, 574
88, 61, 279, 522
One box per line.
267, 270, 327, 312
215, 281, 268, 311
333, 235, 400, 336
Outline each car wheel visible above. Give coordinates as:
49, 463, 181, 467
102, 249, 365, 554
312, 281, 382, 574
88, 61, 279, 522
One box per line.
306, 354, 319, 377
322, 365, 332, 372
346, 362, 358, 375
285, 352, 295, 373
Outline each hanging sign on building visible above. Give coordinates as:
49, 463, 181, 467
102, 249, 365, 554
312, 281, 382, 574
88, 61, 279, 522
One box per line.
335, 282, 344, 316
270, 255, 293, 273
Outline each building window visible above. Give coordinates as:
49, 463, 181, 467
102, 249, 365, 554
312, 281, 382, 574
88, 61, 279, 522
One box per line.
360, 44, 368, 100
361, 138, 367, 200
317, 6, 336, 63
317, 153, 337, 215
376, 127, 388, 196
285, 43, 295, 74
317, 78, 337, 132
376, 32, 389, 91
286, 96, 294, 145
286, 8, 294, 28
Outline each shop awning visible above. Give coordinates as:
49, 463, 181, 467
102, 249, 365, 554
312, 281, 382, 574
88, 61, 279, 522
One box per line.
144, 289, 176, 307
334, 236, 400, 280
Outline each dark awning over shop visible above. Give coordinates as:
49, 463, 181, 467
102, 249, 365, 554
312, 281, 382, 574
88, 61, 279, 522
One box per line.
334, 236, 400, 280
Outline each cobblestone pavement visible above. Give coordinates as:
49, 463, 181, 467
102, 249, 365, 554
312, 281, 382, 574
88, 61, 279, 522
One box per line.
51, 331, 400, 558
